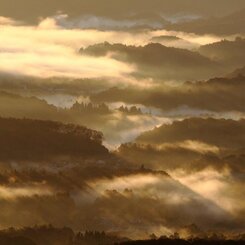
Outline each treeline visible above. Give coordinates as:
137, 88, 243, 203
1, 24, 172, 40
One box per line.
0, 91, 145, 119
66, 101, 142, 115
118, 106, 142, 115
119, 239, 245, 245
71, 102, 110, 115
0, 226, 126, 245
118, 237, 245, 245
74, 231, 127, 245
0, 226, 244, 245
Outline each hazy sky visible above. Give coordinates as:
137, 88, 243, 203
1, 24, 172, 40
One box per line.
0, 0, 245, 23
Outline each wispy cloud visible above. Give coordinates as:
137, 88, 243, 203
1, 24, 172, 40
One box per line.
0, 14, 234, 83
0, 17, 136, 79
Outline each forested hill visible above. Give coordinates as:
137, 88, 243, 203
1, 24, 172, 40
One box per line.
0, 117, 108, 161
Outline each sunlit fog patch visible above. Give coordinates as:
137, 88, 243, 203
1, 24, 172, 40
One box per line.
0, 14, 233, 76
1, 17, 152, 49
39, 14, 234, 49
101, 113, 171, 149
162, 105, 245, 120
0, 18, 141, 80
177, 141, 220, 154
151, 29, 227, 47
87, 173, 191, 204
0, 48, 133, 79
170, 168, 240, 214
150, 36, 199, 49
0, 14, 237, 89
86, 172, 225, 210
156, 140, 220, 155
0, 16, 19, 26
90, 174, 160, 195
0, 185, 52, 200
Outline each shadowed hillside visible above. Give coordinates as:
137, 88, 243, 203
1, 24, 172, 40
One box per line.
198, 38, 245, 68
117, 118, 245, 173
0, 117, 108, 161
136, 118, 245, 148
166, 9, 245, 35
91, 75, 245, 112
81, 42, 221, 80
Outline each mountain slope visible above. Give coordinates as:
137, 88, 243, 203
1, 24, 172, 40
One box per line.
81, 42, 222, 80
0, 117, 108, 161
166, 9, 245, 35
198, 37, 245, 68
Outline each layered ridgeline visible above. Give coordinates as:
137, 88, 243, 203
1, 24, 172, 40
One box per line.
198, 38, 245, 69
0, 91, 160, 147
117, 118, 245, 233
0, 117, 237, 237
91, 75, 245, 112
80, 40, 245, 81
80, 42, 222, 81
0, 0, 244, 241
136, 118, 245, 148
118, 118, 245, 171
0, 93, 243, 238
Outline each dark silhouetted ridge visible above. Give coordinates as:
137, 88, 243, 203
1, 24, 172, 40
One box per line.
0, 117, 108, 161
